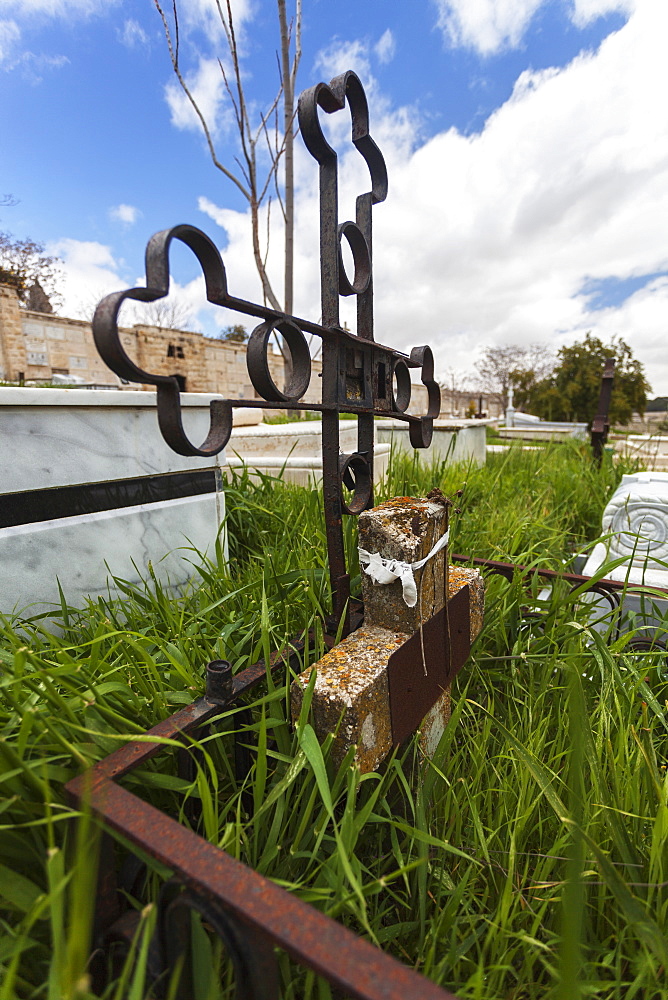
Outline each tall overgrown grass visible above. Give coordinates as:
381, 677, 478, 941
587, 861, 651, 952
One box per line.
1, 441, 666, 999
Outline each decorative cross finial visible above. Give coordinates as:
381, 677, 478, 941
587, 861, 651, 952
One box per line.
91, 72, 440, 633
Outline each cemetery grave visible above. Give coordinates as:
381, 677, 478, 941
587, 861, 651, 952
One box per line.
1, 71, 667, 1000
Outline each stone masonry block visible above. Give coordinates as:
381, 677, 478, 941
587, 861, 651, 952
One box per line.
291, 564, 485, 772
291, 495, 486, 772
359, 497, 449, 634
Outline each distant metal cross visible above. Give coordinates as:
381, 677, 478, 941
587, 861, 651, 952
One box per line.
591, 357, 615, 465
92, 71, 440, 632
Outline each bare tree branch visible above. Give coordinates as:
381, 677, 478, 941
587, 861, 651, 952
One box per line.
153, 0, 251, 201
154, 0, 302, 363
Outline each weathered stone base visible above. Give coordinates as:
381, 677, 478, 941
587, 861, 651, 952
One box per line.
291, 564, 486, 773
291, 623, 409, 772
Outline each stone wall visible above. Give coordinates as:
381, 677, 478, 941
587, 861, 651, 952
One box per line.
0, 283, 323, 403
1, 284, 473, 419
440, 387, 505, 419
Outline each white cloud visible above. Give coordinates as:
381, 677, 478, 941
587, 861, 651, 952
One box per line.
175, 0, 253, 38
48, 238, 125, 319
374, 29, 396, 65
165, 57, 228, 134
0, 18, 68, 79
369, 0, 668, 390
314, 38, 373, 83
0, 20, 20, 66
571, 0, 637, 27
197, 1, 668, 392
1, 0, 112, 76
433, 0, 545, 54
433, 0, 638, 55
571, 277, 668, 378
120, 19, 149, 49
109, 204, 141, 226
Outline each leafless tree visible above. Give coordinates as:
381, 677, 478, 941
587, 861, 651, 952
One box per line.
75, 289, 196, 332
153, 0, 301, 329
133, 296, 197, 331
474, 343, 554, 411
0, 232, 62, 311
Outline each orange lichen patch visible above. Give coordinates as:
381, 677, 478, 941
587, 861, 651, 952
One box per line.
290, 623, 410, 773
447, 566, 485, 641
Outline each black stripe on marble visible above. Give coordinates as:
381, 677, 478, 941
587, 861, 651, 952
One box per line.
0, 470, 218, 529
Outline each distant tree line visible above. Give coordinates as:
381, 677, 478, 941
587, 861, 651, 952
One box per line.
476, 333, 651, 427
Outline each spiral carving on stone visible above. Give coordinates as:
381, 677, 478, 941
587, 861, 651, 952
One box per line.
606, 500, 668, 563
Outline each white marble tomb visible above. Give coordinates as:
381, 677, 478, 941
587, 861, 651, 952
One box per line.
0, 388, 227, 621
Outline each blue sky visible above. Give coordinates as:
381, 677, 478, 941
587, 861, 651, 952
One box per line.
2, 0, 667, 392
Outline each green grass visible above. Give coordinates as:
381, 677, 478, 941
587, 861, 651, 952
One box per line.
1, 442, 666, 999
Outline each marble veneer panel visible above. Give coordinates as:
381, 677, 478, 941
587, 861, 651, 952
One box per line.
0, 494, 223, 619
0, 389, 226, 621
226, 419, 358, 458
0, 388, 224, 492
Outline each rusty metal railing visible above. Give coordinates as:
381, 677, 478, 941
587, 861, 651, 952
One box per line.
451, 554, 668, 650
66, 619, 459, 999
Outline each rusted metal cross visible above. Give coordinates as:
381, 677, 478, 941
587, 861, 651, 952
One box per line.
67, 70, 464, 1000
92, 70, 440, 634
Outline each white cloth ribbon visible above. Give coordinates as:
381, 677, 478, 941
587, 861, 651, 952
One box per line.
358, 528, 450, 607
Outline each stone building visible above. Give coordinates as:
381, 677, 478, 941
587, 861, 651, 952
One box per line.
438, 386, 505, 420
1, 282, 497, 421
0, 282, 322, 401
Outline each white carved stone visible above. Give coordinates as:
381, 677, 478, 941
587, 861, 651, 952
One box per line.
584, 472, 668, 587
583, 472, 668, 639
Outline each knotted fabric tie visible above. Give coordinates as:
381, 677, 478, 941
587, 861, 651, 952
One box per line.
358, 529, 450, 608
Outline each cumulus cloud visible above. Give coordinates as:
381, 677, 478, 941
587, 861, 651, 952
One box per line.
375, 29, 396, 65
375, 0, 668, 388
433, 0, 546, 54
48, 238, 126, 319
433, 0, 638, 55
173, 0, 253, 39
314, 38, 373, 83
571, 0, 637, 27
165, 57, 228, 134
194, 1, 668, 391
109, 204, 141, 225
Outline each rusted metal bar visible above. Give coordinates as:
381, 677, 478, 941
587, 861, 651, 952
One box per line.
450, 553, 668, 596
591, 357, 615, 465
67, 776, 458, 1000
66, 636, 460, 999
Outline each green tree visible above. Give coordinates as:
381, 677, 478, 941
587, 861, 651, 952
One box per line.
531, 333, 650, 426
474, 343, 554, 410
219, 323, 248, 343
